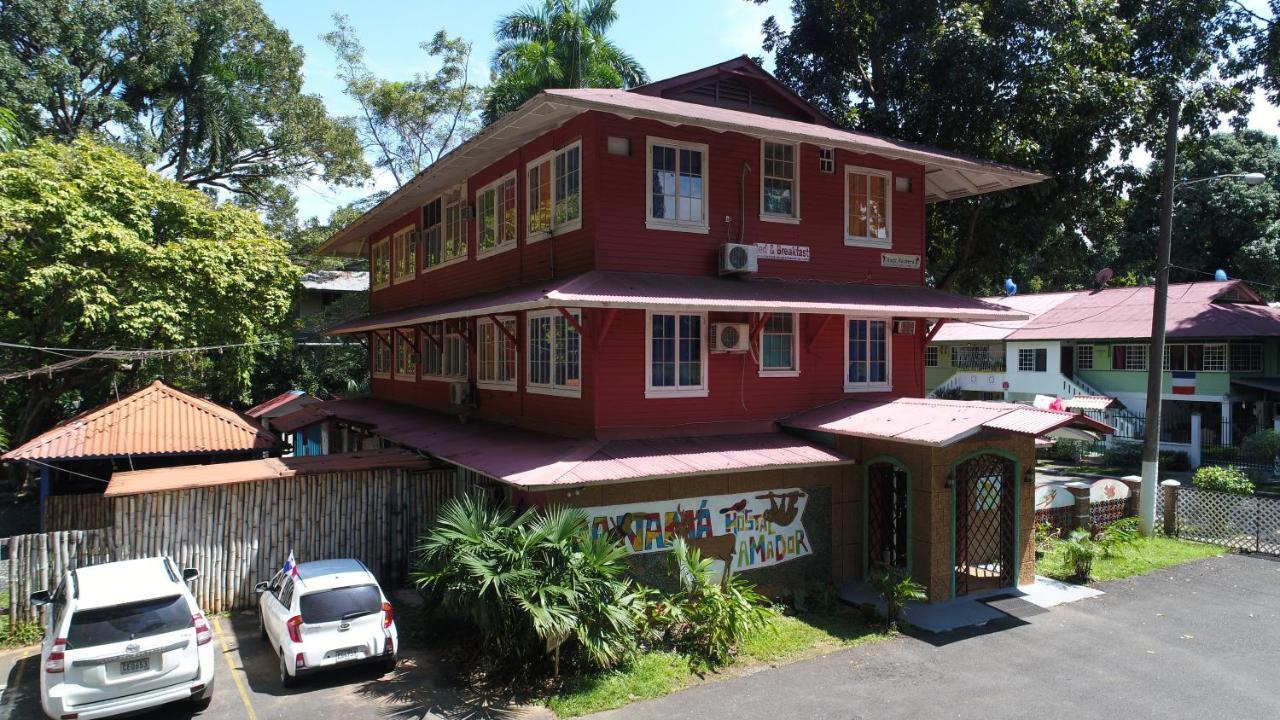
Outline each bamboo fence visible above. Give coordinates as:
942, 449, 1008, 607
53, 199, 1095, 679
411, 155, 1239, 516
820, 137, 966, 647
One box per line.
5, 530, 115, 626
44, 493, 114, 531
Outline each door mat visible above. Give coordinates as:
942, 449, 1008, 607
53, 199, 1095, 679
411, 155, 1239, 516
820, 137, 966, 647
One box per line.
978, 593, 1048, 620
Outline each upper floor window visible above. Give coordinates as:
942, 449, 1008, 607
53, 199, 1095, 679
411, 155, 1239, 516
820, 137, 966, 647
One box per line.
527, 142, 582, 238
845, 318, 889, 392
647, 311, 706, 397
1017, 348, 1047, 372
819, 147, 835, 174
647, 138, 708, 233
372, 331, 392, 378
1077, 344, 1094, 370
422, 322, 469, 379
1231, 342, 1263, 373
759, 313, 798, 376
528, 309, 581, 397
422, 198, 442, 269
394, 329, 417, 380
845, 166, 891, 248
371, 238, 391, 290
443, 185, 467, 264
1111, 344, 1148, 371
393, 227, 416, 284
477, 316, 518, 390
924, 346, 939, 368
1164, 343, 1227, 372
478, 173, 518, 257
761, 141, 798, 221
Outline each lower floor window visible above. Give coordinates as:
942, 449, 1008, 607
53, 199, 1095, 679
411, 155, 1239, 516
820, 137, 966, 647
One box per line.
648, 311, 705, 394
422, 322, 469, 379
845, 318, 889, 390
372, 331, 392, 378
528, 310, 581, 395
924, 345, 939, 368
394, 330, 417, 379
760, 314, 797, 374
478, 317, 518, 388
1017, 348, 1047, 372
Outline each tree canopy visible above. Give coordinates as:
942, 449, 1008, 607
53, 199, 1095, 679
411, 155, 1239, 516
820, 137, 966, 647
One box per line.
484, 0, 648, 124
0, 138, 298, 443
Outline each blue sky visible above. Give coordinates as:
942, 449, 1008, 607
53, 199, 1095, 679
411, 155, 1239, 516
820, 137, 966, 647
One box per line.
258, 0, 1279, 222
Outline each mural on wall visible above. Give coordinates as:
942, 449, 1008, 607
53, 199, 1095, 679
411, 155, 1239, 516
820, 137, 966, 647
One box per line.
587, 489, 811, 575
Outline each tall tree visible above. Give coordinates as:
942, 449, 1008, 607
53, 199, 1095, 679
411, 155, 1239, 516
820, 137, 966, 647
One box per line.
322, 14, 480, 188
0, 138, 299, 444
759, 0, 1256, 294
0, 0, 368, 212
485, 0, 648, 124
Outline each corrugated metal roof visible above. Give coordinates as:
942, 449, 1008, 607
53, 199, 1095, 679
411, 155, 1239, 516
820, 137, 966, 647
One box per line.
271, 398, 850, 489
325, 271, 1026, 335
105, 449, 435, 496
931, 292, 1079, 342
1063, 395, 1116, 411
3, 380, 278, 461
300, 270, 369, 292
782, 398, 1112, 447
245, 390, 321, 419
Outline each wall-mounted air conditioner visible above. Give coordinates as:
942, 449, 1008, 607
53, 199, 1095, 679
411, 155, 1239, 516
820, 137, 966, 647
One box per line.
719, 243, 758, 274
710, 323, 750, 353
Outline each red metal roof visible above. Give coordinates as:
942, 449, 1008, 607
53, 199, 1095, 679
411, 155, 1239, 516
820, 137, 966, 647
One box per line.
326, 271, 1026, 335
931, 292, 1079, 342
272, 398, 850, 489
245, 391, 321, 419
3, 380, 278, 462
782, 398, 1113, 447
104, 449, 434, 496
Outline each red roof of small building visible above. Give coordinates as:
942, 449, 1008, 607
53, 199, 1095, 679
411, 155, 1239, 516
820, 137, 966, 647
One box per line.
272, 398, 850, 489
104, 449, 434, 496
2, 380, 278, 462
931, 292, 1079, 343
326, 271, 1026, 335
782, 398, 1113, 447
245, 390, 321, 419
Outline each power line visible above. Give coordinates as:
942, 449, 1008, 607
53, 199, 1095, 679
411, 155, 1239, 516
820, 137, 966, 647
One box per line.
0, 339, 284, 382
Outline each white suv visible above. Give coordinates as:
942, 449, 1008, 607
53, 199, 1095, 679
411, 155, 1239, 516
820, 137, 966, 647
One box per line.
256, 558, 398, 687
32, 556, 216, 720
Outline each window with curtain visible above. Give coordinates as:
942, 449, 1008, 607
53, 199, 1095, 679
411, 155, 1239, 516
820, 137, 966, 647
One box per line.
648, 312, 705, 394
845, 318, 889, 390
759, 314, 797, 374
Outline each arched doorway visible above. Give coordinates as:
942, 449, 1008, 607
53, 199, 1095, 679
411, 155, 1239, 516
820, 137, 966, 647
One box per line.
954, 453, 1016, 595
866, 461, 909, 572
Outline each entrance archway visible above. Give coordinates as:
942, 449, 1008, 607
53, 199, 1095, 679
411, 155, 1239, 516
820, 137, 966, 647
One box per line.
954, 453, 1016, 595
866, 461, 909, 572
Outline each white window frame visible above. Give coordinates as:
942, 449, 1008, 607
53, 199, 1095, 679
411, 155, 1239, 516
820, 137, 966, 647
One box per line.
1076, 344, 1093, 370
393, 329, 417, 380
758, 313, 800, 377
1017, 348, 1047, 373
818, 147, 835, 174
526, 309, 583, 398
371, 238, 391, 290
372, 331, 392, 379
645, 137, 709, 234
477, 316, 518, 391
843, 317, 892, 393
844, 165, 893, 249
391, 225, 416, 284
420, 322, 469, 380
645, 310, 709, 397
476, 172, 518, 258
440, 184, 468, 269
1112, 344, 1148, 371
760, 140, 800, 223
924, 345, 939, 368
526, 141, 583, 241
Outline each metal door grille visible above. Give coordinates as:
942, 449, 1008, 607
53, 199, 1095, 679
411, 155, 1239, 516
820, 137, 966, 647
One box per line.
867, 463, 908, 570
955, 454, 1015, 595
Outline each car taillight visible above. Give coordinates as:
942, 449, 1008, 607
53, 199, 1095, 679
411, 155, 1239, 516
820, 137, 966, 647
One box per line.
46, 637, 66, 673
192, 612, 212, 646
383, 636, 394, 656
381, 601, 394, 629
287, 615, 304, 643
294, 652, 306, 669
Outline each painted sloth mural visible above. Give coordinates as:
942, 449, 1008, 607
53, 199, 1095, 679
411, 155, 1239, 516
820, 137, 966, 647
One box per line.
587, 489, 811, 578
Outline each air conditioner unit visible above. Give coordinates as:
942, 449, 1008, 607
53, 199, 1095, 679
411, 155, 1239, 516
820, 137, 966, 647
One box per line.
449, 381, 474, 406
710, 323, 750, 353
719, 243, 758, 275
894, 320, 917, 335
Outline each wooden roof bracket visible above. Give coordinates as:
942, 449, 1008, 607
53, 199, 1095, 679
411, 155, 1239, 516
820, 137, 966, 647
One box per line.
592, 309, 618, 351
926, 319, 948, 343
805, 314, 834, 353
418, 324, 444, 351
487, 314, 520, 346
749, 312, 773, 345
557, 307, 587, 337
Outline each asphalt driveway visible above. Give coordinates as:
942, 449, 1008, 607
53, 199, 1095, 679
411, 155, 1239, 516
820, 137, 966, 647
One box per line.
591, 552, 1280, 720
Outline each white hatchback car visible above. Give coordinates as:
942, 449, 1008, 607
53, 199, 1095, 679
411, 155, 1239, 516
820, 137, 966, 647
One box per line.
32, 556, 216, 720
256, 558, 398, 687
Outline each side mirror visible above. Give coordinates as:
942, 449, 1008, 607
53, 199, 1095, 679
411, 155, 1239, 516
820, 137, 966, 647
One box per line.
30, 590, 51, 607
254, 581, 269, 593
182, 568, 200, 583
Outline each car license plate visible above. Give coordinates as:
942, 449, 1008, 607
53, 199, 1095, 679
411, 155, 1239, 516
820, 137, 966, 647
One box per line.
120, 657, 150, 675
333, 647, 362, 661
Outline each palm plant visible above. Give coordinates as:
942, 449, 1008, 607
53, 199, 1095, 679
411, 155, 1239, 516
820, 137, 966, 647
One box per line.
484, 0, 649, 124
868, 564, 926, 632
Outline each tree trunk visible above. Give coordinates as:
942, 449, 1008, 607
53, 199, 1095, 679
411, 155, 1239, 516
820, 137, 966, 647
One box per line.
936, 201, 984, 292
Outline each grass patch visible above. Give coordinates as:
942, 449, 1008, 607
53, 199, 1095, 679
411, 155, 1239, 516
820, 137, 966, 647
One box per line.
546, 609, 886, 717
1037, 534, 1223, 583
0, 591, 42, 649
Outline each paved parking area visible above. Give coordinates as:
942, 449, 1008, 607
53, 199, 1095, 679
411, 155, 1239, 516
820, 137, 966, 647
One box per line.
0, 612, 550, 720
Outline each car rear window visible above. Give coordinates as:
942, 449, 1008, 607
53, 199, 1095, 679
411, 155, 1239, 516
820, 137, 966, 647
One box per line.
299, 584, 381, 624
66, 595, 191, 649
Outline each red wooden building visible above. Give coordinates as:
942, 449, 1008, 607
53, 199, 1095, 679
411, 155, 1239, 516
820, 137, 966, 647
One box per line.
275, 58, 1108, 602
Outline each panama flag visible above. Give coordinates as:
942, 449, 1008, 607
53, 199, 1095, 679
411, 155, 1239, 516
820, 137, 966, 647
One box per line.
282, 551, 299, 578
1171, 371, 1196, 396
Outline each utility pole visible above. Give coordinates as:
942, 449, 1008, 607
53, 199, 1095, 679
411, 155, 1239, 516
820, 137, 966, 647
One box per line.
1140, 95, 1181, 536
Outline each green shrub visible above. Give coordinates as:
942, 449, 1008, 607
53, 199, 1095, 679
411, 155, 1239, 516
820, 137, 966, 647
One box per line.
868, 564, 926, 631
1102, 441, 1143, 469
1059, 528, 1099, 582
1158, 450, 1190, 471
1096, 516, 1141, 557
1241, 430, 1280, 466
1038, 439, 1088, 463
1192, 465, 1255, 495
414, 493, 644, 673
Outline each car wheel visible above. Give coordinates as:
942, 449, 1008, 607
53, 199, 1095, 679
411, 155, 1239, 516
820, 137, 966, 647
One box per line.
279, 654, 299, 689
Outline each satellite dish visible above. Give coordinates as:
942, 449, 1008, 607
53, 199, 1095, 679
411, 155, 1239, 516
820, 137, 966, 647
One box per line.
1214, 269, 1228, 281
1095, 267, 1114, 289
1004, 278, 1017, 296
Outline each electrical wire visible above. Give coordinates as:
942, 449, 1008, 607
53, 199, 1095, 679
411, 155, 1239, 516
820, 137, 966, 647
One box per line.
22, 458, 111, 485
0, 339, 284, 382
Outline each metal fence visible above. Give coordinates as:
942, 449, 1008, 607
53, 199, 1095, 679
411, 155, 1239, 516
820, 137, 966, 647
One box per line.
1168, 485, 1280, 555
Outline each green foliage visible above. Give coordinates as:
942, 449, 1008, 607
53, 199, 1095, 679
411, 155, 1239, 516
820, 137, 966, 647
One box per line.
1038, 533, 1222, 582
1102, 441, 1144, 469
1039, 439, 1089, 463
1096, 517, 1141, 558
1160, 450, 1191, 472
0, 107, 24, 151
1058, 528, 1099, 583
0, 138, 298, 443
1241, 429, 1280, 466
867, 564, 926, 631
414, 493, 644, 672
1192, 465, 1255, 495
484, 0, 649, 124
